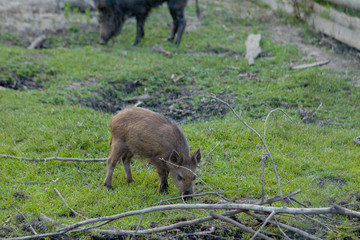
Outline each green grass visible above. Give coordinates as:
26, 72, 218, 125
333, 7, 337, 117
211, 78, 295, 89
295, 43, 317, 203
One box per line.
1, 0, 360, 238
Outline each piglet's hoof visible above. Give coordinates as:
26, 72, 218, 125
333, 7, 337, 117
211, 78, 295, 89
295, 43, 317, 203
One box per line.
105, 185, 114, 191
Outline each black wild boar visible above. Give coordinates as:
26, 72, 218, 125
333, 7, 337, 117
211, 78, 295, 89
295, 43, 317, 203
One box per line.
94, 0, 199, 45
104, 107, 201, 197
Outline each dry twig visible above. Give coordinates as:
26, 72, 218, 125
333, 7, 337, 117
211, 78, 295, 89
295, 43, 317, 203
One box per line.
259, 189, 301, 205
0, 180, 51, 185
54, 188, 88, 219
1, 218, 11, 227
245, 211, 322, 240
290, 60, 329, 70
10, 205, 37, 235
250, 211, 276, 240
212, 96, 285, 207
0, 154, 106, 162
156, 192, 224, 205
210, 211, 273, 240
261, 108, 298, 203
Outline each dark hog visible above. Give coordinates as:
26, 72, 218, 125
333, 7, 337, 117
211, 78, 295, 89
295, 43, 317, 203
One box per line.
104, 107, 201, 198
94, 0, 199, 45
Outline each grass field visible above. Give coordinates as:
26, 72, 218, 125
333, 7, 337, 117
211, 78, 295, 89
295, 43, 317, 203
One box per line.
1, 0, 359, 239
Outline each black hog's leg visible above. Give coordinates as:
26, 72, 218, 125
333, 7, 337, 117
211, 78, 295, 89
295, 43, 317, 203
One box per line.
172, 9, 186, 45
132, 14, 148, 45
165, 8, 179, 41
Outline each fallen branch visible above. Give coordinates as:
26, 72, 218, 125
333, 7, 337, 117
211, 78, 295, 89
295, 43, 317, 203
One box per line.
0, 154, 106, 162
1, 218, 11, 227
290, 60, 330, 70
130, 214, 144, 240
250, 211, 276, 240
245, 211, 322, 240
27, 35, 46, 49
72, 210, 242, 236
123, 88, 151, 102
210, 211, 273, 240
10, 205, 37, 235
152, 44, 173, 57
54, 188, 88, 219
0, 180, 51, 185
260, 189, 302, 206
38, 214, 67, 227
274, 219, 291, 240
8, 203, 360, 239
156, 192, 224, 205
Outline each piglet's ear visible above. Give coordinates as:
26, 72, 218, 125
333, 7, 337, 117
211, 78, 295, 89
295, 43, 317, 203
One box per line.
169, 150, 182, 166
191, 148, 201, 164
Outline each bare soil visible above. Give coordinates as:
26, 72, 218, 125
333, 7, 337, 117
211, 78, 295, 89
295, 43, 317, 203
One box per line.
80, 79, 235, 122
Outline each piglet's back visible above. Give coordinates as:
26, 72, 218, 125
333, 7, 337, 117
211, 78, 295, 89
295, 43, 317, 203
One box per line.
110, 107, 190, 159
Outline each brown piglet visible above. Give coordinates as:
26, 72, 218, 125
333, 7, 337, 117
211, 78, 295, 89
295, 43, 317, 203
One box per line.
104, 107, 201, 197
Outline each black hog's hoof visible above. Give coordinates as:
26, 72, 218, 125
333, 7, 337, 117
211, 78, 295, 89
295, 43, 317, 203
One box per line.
131, 40, 140, 46
163, 36, 174, 42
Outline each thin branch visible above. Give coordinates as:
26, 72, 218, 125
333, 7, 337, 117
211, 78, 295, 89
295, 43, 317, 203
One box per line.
210, 211, 273, 240
70, 220, 114, 234
10, 205, 37, 235
212, 96, 285, 207
1, 218, 11, 227
245, 211, 322, 240
259, 189, 302, 205
130, 214, 144, 240
11, 136, 24, 155
204, 141, 221, 160
274, 218, 292, 240
289, 197, 308, 208
38, 213, 67, 227
179, 232, 230, 240
155, 192, 225, 205
0, 180, 50, 185
0, 154, 107, 162
311, 102, 323, 116
288, 198, 331, 231
250, 211, 276, 240
54, 188, 88, 219
290, 60, 329, 70
261, 108, 298, 203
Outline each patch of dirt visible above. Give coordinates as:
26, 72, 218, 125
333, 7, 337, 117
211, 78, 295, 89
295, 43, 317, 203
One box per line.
0, 71, 43, 90
79, 79, 235, 122
317, 176, 347, 189
0, 226, 13, 237
21, 219, 48, 233
0, 0, 98, 48
14, 213, 27, 222
13, 191, 29, 199
268, 24, 360, 85
186, 47, 243, 58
